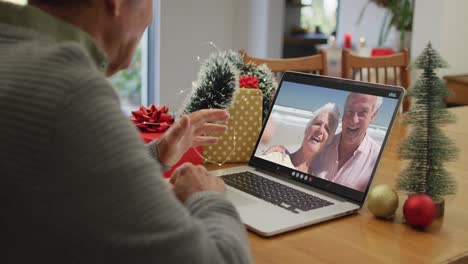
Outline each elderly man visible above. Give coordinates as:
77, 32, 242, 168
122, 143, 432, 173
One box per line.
265, 93, 382, 192
0, 1, 251, 263
311, 93, 383, 192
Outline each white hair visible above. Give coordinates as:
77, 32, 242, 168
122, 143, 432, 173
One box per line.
306, 102, 341, 142
345, 93, 383, 115
373, 96, 383, 114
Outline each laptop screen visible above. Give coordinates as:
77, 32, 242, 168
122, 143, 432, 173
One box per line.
250, 72, 404, 204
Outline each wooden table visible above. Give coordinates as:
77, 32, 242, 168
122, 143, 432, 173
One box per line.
207, 106, 468, 264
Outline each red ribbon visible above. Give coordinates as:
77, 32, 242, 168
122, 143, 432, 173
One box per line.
239, 75, 259, 89
129, 104, 175, 132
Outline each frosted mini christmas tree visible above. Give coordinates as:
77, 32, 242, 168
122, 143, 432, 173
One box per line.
397, 43, 458, 201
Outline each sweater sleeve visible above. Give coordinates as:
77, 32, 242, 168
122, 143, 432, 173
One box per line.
146, 139, 171, 171
50, 47, 251, 263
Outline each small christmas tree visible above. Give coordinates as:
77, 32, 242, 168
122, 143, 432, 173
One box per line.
182, 50, 277, 124
182, 51, 240, 114
397, 43, 458, 201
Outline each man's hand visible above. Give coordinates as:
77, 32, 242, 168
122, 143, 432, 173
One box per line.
157, 109, 229, 167
170, 163, 225, 202
263, 145, 289, 160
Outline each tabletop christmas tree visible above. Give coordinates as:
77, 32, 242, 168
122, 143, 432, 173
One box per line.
182, 50, 277, 124
182, 51, 240, 115
397, 43, 458, 217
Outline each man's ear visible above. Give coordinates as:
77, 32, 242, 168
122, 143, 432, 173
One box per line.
105, 0, 123, 17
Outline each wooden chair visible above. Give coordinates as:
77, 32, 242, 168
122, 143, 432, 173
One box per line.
240, 49, 328, 80
341, 48, 411, 111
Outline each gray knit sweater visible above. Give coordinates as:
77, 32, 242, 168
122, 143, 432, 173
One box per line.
0, 2, 251, 263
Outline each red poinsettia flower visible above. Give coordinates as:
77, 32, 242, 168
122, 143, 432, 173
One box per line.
129, 104, 175, 132
239, 75, 259, 89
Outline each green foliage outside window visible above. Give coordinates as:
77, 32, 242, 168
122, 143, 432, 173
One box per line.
300, 0, 338, 34
109, 46, 142, 112
357, 0, 414, 49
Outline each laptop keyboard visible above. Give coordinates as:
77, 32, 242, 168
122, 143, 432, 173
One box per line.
221, 171, 334, 214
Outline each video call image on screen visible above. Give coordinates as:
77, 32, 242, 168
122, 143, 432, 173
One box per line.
255, 81, 399, 192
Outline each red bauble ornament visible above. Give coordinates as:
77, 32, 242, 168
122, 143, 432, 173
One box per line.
403, 194, 436, 229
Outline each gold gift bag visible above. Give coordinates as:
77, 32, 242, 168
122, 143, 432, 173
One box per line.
204, 88, 263, 163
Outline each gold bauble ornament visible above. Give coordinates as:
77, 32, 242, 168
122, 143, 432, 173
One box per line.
367, 184, 399, 218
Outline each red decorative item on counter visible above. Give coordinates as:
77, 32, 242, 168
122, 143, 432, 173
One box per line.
132, 105, 201, 178
371, 48, 396, 57
344, 33, 352, 49
130, 104, 174, 132
239, 75, 259, 89
403, 194, 437, 229
140, 132, 203, 178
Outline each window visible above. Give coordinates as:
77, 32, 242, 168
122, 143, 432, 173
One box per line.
3, 0, 27, 5
110, 0, 160, 115
284, 0, 339, 57
19, 0, 160, 114
109, 42, 145, 115
299, 0, 339, 35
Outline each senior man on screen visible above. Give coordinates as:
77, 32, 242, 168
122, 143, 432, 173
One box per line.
311, 93, 383, 192
266, 93, 383, 192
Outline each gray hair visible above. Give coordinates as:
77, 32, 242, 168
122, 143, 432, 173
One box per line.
345, 93, 383, 115
306, 102, 341, 143
373, 96, 383, 114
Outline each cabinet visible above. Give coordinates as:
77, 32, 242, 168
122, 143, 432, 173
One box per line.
444, 75, 468, 106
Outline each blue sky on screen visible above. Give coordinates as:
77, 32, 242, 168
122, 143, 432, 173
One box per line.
274, 81, 399, 127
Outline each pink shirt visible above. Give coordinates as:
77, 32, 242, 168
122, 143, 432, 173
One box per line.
311, 132, 381, 192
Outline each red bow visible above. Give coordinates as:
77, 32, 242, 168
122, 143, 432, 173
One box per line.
239, 75, 259, 89
130, 104, 175, 132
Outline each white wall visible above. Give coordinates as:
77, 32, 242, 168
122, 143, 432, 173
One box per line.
233, 0, 284, 58
337, 0, 397, 49
441, 0, 468, 75
159, 0, 284, 111
159, 0, 236, 111
266, 0, 285, 58
412, 0, 468, 76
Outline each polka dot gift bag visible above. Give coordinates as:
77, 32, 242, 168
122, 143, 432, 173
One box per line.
180, 50, 278, 164
204, 86, 263, 164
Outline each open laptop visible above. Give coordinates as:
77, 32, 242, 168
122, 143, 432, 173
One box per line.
212, 71, 404, 236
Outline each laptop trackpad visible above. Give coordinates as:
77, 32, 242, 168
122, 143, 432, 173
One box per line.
226, 190, 257, 207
